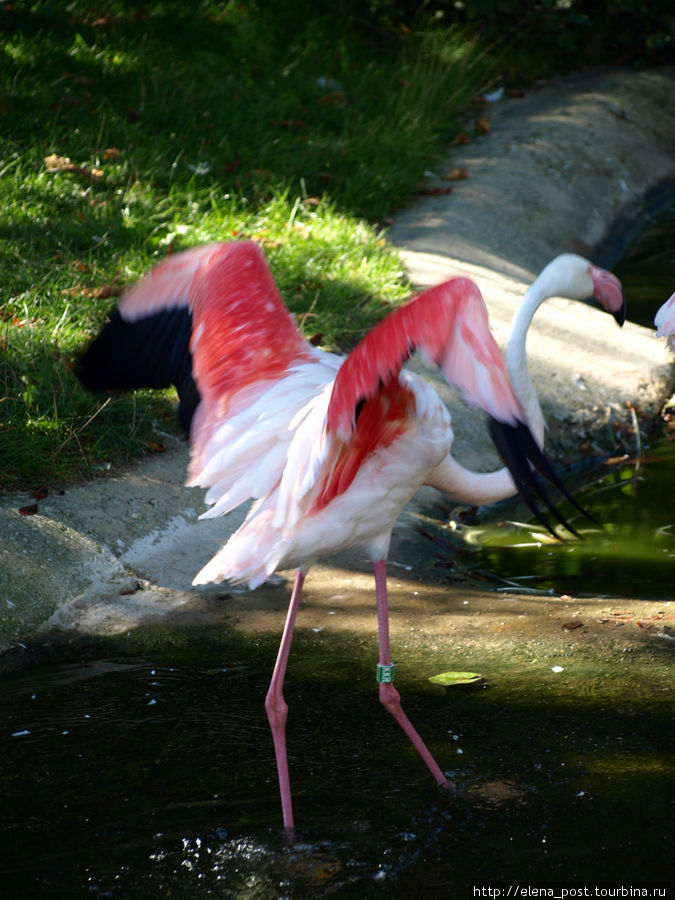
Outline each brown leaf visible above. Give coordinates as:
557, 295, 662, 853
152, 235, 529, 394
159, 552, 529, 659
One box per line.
147, 441, 167, 453
452, 131, 471, 145
474, 117, 491, 135
417, 186, 453, 196
19, 503, 39, 516
561, 621, 583, 631
33, 486, 49, 500
444, 168, 469, 181
103, 147, 121, 160
43, 154, 103, 182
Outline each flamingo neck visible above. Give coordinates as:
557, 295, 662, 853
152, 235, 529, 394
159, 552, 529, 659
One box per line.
505, 275, 552, 449
426, 453, 516, 507
426, 271, 561, 508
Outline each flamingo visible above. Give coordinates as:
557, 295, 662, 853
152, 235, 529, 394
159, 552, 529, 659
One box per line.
655, 291, 675, 351
431, 253, 625, 507
78, 241, 612, 832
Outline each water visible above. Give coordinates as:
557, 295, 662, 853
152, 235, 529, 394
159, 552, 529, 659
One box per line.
1, 215, 674, 897
453, 437, 675, 600
0, 635, 671, 897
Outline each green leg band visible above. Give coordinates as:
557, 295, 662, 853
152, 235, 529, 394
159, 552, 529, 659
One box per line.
376, 662, 395, 683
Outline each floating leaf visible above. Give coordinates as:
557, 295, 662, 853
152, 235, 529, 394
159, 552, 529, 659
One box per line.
429, 671, 484, 686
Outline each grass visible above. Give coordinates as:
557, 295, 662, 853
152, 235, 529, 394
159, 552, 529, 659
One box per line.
1, 2, 499, 490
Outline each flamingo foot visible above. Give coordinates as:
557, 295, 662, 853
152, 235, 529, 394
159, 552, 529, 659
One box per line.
378, 681, 451, 788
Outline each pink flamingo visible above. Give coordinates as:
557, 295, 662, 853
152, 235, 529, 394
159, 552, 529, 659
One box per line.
435, 253, 625, 506
79, 241, 616, 831
655, 291, 675, 351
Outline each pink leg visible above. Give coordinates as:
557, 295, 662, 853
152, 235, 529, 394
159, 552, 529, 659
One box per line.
374, 559, 451, 788
265, 569, 304, 833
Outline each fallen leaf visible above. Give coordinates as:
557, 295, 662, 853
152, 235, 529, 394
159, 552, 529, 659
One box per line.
147, 441, 167, 453
444, 167, 468, 181
452, 131, 471, 145
33, 486, 49, 500
19, 503, 39, 516
429, 671, 484, 687
506, 87, 525, 98
417, 186, 453, 196
561, 621, 583, 630
474, 117, 491, 135
103, 147, 121, 160
43, 154, 103, 182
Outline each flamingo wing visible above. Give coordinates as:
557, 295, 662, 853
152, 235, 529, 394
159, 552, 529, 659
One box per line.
78, 241, 318, 476
321, 276, 591, 536
327, 277, 522, 439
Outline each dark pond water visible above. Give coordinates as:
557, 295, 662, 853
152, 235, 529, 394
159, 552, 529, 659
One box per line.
0, 633, 671, 898
1, 213, 673, 897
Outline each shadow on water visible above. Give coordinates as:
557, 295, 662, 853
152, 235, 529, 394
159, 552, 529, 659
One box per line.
0, 625, 672, 898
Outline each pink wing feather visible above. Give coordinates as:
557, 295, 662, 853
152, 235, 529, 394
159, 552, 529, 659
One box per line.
117, 241, 316, 474
305, 277, 524, 513
328, 277, 522, 440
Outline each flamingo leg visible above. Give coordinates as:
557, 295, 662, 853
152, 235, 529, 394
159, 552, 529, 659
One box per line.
265, 568, 305, 833
373, 559, 451, 788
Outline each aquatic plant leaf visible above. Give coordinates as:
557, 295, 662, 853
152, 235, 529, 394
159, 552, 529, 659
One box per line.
428, 671, 484, 686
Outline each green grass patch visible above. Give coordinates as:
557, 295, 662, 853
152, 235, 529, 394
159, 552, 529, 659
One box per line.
1, 2, 496, 490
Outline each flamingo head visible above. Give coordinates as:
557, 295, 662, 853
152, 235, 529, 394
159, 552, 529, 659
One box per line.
654, 292, 675, 352
536, 254, 625, 326
588, 263, 625, 326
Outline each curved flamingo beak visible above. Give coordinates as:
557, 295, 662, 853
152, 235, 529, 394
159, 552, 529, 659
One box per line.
589, 265, 625, 326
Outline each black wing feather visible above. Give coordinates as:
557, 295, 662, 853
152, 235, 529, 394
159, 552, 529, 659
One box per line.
488, 417, 597, 538
78, 308, 200, 431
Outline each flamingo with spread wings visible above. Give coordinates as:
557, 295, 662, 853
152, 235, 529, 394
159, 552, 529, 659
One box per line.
79, 240, 596, 831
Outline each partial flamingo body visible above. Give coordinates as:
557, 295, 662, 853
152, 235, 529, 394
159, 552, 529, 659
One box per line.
429, 253, 625, 507
655, 291, 675, 351
79, 241, 600, 832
